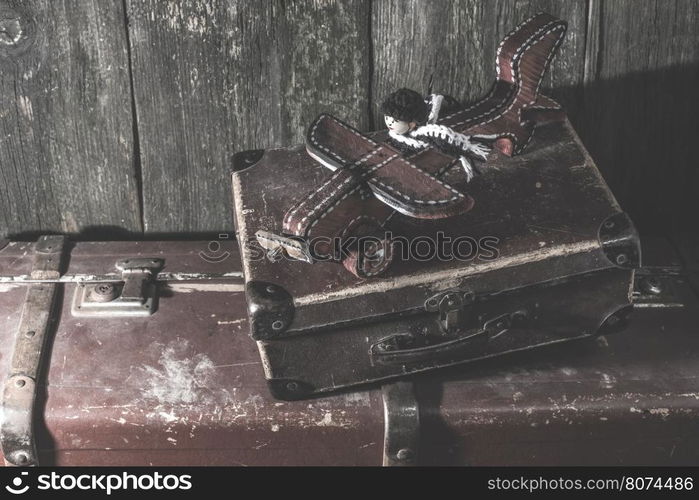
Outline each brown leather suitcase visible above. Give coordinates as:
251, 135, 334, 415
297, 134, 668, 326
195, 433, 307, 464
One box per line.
231, 13, 641, 400
0, 237, 697, 466
232, 116, 641, 400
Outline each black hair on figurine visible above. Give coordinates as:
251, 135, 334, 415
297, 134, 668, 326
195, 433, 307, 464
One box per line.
380, 88, 430, 124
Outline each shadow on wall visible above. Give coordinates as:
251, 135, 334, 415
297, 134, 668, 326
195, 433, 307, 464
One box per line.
549, 63, 699, 236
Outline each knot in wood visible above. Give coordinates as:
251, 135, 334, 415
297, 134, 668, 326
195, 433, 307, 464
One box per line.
0, 4, 22, 46
0, 3, 35, 59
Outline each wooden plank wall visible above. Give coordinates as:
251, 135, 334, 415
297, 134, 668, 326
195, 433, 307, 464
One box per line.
125, 0, 370, 232
1, 0, 697, 238
0, 0, 141, 238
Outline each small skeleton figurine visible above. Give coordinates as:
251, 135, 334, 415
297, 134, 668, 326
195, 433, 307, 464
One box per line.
381, 88, 492, 181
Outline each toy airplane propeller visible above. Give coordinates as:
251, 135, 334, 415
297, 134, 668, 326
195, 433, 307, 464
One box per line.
256, 12, 567, 277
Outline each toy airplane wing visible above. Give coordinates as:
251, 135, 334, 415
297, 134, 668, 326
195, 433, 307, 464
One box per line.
304, 113, 473, 220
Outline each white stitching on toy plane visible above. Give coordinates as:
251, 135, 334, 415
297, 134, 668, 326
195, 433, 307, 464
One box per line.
286, 147, 381, 224
299, 174, 357, 229
439, 19, 564, 135
296, 130, 468, 232
442, 11, 545, 122
284, 167, 347, 227
292, 113, 385, 228
373, 156, 465, 204
298, 154, 399, 233
306, 184, 363, 237
495, 11, 545, 78
452, 22, 564, 129
335, 118, 378, 146
307, 115, 378, 168
308, 116, 347, 165
512, 25, 565, 154
285, 147, 387, 229
308, 113, 464, 204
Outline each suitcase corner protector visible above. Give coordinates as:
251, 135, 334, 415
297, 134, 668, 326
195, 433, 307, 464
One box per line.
232, 149, 265, 173
246, 280, 294, 340
598, 212, 641, 269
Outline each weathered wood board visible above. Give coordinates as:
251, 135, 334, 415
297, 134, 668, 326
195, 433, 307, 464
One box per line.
125, 0, 371, 233
371, 0, 588, 126
0, 0, 697, 237
0, 0, 141, 238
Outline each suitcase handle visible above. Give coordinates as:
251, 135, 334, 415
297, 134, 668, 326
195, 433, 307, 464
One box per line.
370, 312, 515, 366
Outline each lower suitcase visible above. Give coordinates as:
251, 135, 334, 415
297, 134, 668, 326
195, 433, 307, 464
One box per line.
0, 237, 698, 466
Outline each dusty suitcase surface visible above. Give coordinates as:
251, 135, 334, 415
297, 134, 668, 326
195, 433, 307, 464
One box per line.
0, 238, 699, 465
232, 118, 639, 399
418, 244, 699, 466
0, 240, 384, 466
0, 238, 697, 465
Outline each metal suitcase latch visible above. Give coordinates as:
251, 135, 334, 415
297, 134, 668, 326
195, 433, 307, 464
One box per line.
424, 288, 475, 333
71, 258, 164, 317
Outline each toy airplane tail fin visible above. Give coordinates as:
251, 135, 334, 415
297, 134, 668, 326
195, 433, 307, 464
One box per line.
442, 12, 567, 155
496, 12, 567, 89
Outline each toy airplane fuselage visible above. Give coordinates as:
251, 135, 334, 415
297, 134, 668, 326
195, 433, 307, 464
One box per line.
256, 12, 567, 278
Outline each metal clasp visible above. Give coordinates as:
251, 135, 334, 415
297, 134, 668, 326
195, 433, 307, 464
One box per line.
632, 267, 685, 308
424, 288, 475, 333
382, 381, 419, 466
71, 258, 164, 317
